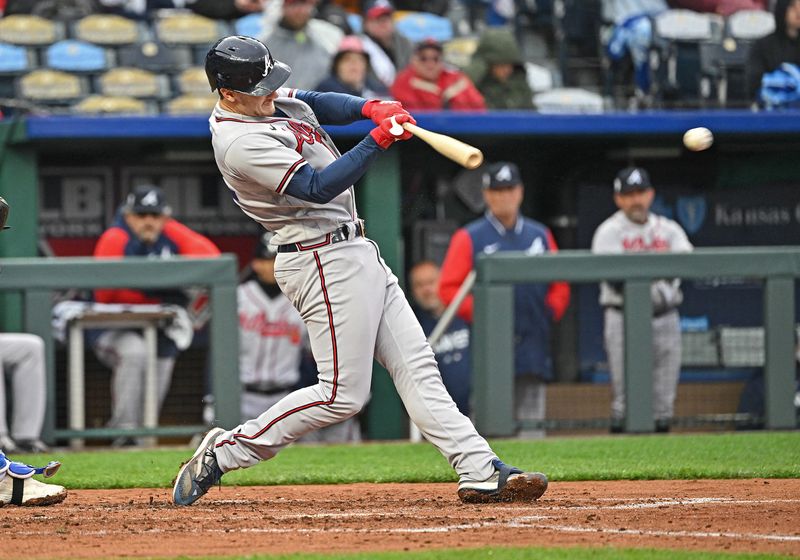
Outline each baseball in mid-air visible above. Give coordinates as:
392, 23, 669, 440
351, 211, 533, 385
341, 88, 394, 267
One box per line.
683, 127, 714, 151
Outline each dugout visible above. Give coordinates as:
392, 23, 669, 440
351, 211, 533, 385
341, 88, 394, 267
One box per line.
0, 110, 799, 440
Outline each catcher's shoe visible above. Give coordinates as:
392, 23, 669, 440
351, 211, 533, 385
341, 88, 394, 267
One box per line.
0, 454, 66, 507
172, 428, 224, 506
457, 458, 548, 504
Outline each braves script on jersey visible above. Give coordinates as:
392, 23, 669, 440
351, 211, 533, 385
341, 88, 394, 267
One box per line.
592, 210, 693, 307
238, 279, 305, 390
210, 89, 356, 246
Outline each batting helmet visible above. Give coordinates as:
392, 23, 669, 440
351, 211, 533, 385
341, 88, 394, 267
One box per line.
205, 36, 291, 96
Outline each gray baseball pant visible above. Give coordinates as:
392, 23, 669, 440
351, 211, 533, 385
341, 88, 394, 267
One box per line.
214, 237, 497, 483
93, 330, 175, 429
0, 334, 46, 441
604, 308, 681, 421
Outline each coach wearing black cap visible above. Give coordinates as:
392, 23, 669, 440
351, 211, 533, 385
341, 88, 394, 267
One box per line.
439, 161, 571, 438
591, 166, 694, 434
90, 185, 220, 444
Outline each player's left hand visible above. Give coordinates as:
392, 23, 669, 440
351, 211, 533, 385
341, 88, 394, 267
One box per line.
362, 100, 416, 127
369, 114, 414, 149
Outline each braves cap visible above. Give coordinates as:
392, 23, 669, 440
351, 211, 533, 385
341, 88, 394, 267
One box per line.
253, 231, 278, 260
365, 0, 394, 19
614, 167, 652, 194
123, 185, 171, 215
482, 161, 522, 189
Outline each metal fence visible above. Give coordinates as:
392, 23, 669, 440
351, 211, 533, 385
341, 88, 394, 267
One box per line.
472, 247, 800, 436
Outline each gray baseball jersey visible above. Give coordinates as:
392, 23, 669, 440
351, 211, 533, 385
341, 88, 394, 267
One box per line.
208, 91, 498, 484
591, 210, 693, 421
238, 279, 305, 391
210, 89, 356, 246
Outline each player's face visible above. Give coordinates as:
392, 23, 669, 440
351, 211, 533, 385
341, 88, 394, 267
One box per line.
490, 63, 514, 82
614, 188, 654, 224
124, 212, 167, 244
221, 89, 280, 117
337, 52, 368, 87
410, 262, 442, 313
483, 184, 523, 223
413, 48, 443, 81
252, 257, 277, 284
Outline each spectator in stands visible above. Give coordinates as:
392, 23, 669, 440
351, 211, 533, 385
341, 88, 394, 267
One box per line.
747, 0, 800, 101
91, 185, 220, 443
239, 232, 361, 442
315, 35, 391, 98
391, 39, 486, 110
465, 27, 534, 110
591, 167, 693, 433
95, 0, 185, 18
0, 333, 48, 453
409, 261, 471, 416
262, 0, 338, 90
360, 0, 414, 89
190, 0, 266, 19
667, 0, 766, 16
439, 162, 570, 437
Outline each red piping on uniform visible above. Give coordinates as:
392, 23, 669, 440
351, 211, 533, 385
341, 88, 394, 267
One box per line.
276, 159, 306, 194
296, 233, 331, 251
215, 250, 338, 448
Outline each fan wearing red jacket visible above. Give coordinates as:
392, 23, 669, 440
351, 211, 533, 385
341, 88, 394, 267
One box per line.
439, 162, 569, 437
391, 39, 486, 111
91, 185, 220, 442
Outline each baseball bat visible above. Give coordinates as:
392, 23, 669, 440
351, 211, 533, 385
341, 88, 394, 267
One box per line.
390, 119, 484, 169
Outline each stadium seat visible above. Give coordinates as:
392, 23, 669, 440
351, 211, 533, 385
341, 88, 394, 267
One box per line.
0, 42, 36, 99
97, 67, 171, 99
649, 10, 724, 107
17, 69, 87, 104
45, 40, 111, 73
154, 13, 227, 46
234, 13, 263, 39
394, 12, 453, 43
73, 14, 143, 47
164, 93, 218, 115
443, 36, 478, 69
533, 87, 604, 113
525, 62, 556, 93
175, 67, 210, 95
117, 41, 193, 74
72, 95, 150, 115
727, 9, 774, 41
0, 15, 63, 47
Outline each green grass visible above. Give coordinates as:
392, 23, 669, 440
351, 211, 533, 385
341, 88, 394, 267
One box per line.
14, 431, 800, 489
121, 548, 793, 560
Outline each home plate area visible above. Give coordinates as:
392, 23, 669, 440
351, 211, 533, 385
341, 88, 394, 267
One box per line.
2, 479, 799, 559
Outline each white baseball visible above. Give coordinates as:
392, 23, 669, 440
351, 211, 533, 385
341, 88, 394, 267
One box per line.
683, 127, 713, 152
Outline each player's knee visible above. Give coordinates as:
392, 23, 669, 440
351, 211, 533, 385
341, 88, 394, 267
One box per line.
331, 388, 370, 418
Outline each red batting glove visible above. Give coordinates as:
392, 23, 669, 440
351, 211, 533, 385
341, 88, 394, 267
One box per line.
361, 99, 416, 127
369, 114, 415, 149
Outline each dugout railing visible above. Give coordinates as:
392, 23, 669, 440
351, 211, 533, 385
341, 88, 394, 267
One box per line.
0, 255, 239, 443
472, 247, 800, 436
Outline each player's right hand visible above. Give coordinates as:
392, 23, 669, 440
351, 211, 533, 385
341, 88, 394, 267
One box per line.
369, 115, 414, 149
362, 100, 416, 127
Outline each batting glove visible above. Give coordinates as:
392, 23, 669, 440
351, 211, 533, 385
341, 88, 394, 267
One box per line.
362, 99, 416, 127
369, 114, 414, 149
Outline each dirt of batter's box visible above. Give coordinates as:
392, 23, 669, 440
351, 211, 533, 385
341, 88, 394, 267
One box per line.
2, 479, 799, 559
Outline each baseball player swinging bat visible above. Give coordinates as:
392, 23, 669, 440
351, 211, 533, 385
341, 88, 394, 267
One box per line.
389, 118, 484, 169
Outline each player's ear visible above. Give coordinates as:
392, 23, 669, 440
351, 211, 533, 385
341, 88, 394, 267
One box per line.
219, 88, 236, 102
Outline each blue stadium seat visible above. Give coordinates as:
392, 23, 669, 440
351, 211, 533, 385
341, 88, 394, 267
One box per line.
394, 12, 453, 43
0, 43, 36, 75
117, 41, 193, 74
46, 40, 111, 73
234, 13, 263, 39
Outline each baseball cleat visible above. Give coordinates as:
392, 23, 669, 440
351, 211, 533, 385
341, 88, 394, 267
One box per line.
457, 458, 548, 504
0, 454, 66, 507
172, 427, 224, 506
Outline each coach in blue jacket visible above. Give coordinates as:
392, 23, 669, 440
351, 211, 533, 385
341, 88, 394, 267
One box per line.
439, 162, 570, 437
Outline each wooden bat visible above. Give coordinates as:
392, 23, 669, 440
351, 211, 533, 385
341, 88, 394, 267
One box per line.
389, 119, 484, 169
